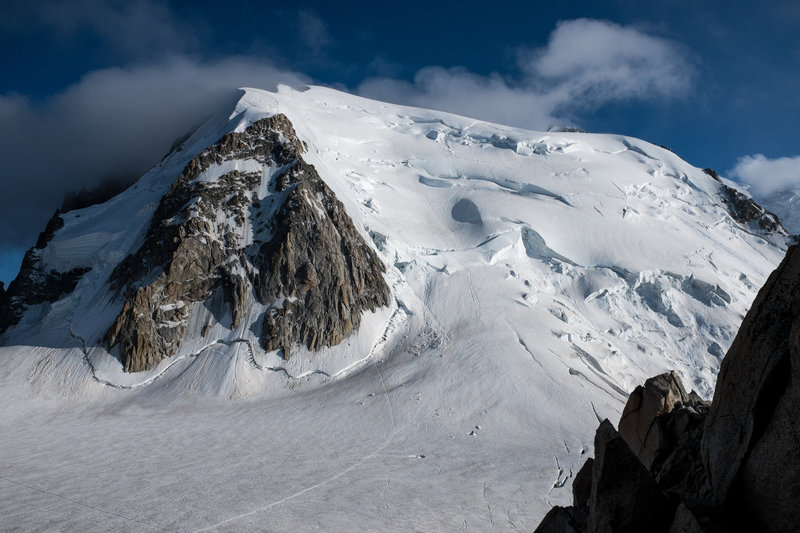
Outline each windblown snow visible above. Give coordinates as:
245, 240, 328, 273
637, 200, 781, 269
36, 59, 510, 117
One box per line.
0, 85, 789, 531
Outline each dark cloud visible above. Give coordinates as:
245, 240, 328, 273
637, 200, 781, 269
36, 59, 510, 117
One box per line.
0, 56, 308, 252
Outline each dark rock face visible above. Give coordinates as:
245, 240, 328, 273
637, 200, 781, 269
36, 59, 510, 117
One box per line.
109, 115, 302, 295
535, 418, 675, 533
536, 506, 582, 533
719, 183, 783, 233
702, 168, 784, 234
668, 503, 704, 533
106, 114, 390, 373
0, 211, 91, 333
252, 160, 391, 355
35, 211, 65, 249
616, 372, 709, 510
536, 244, 800, 533
588, 420, 674, 533
572, 457, 593, 510
618, 371, 708, 472
702, 243, 800, 531
535, 373, 712, 532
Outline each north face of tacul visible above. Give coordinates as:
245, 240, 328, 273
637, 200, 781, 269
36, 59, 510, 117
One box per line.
106, 114, 390, 373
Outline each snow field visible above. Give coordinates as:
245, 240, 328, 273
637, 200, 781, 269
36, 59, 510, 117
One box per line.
0, 85, 789, 531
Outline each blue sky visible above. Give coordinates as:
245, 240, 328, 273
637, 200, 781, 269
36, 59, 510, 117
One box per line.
1, 0, 799, 284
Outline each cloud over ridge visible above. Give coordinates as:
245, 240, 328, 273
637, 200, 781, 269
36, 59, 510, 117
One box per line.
0, 9, 696, 283
359, 18, 694, 129
0, 56, 308, 250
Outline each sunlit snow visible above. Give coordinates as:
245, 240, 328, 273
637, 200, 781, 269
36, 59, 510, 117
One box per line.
0, 85, 788, 531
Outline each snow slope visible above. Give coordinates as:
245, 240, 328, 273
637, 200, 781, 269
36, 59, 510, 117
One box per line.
0, 85, 789, 531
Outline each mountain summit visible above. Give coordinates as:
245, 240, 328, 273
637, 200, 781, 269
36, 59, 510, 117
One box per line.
0, 86, 791, 530
103, 113, 390, 373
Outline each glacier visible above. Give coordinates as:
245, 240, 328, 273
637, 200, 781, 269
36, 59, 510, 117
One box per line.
0, 85, 790, 531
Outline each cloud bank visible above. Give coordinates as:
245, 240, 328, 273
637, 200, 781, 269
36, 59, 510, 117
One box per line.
0, 57, 308, 250
730, 153, 800, 197
359, 18, 694, 129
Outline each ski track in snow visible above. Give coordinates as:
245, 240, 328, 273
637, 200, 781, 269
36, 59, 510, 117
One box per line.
191, 372, 423, 532
0, 474, 180, 533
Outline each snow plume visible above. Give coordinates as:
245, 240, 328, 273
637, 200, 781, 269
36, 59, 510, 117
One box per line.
0, 57, 308, 251
359, 18, 694, 129
729, 153, 800, 197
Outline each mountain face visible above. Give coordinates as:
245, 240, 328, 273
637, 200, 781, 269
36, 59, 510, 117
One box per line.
535, 244, 800, 533
702, 243, 800, 531
104, 114, 389, 372
0, 212, 91, 331
702, 168, 785, 235
0, 86, 793, 531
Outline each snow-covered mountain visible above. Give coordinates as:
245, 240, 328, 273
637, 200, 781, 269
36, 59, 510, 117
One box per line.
0, 86, 790, 531
758, 187, 800, 235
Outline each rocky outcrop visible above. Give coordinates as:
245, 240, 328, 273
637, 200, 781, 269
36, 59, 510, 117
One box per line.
588, 419, 675, 533
108, 115, 302, 294
252, 160, 391, 355
616, 372, 709, 510
536, 374, 704, 533
536, 244, 800, 533
701, 243, 800, 531
703, 168, 784, 234
106, 114, 390, 373
619, 372, 699, 469
0, 211, 91, 333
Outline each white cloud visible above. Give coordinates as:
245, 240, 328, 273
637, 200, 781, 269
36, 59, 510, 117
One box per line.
359, 67, 560, 130
525, 18, 692, 104
359, 19, 694, 130
729, 154, 800, 197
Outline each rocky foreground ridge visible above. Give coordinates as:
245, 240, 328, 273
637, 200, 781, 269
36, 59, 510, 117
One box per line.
536, 244, 800, 533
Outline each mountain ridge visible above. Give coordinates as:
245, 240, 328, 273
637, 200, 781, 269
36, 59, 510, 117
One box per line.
0, 85, 793, 530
